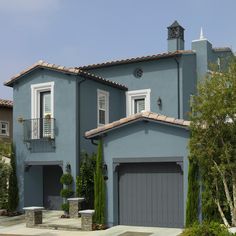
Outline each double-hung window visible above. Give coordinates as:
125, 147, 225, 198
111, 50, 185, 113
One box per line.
126, 89, 151, 116
0, 121, 9, 136
97, 89, 109, 126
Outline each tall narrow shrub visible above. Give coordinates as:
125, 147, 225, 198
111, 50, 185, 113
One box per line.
185, 158, 199, 226
0, 156, 10, 209
94, 139, 105, 224
8, 143, 19, 212
76, 152, 96, 209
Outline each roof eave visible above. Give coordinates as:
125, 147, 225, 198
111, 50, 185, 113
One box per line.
85, 117, 189, 139
4, 65, 78, 87
4, 63, 128, 90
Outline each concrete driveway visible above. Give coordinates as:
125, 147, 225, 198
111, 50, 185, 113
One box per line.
0, 212, 182, 236
0, 224, 182, 236
97, 225, 182, 236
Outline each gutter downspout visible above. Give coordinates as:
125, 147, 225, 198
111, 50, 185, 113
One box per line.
174, 56, 180, 119
76, 77, 86, 175
91, 139, 98, 146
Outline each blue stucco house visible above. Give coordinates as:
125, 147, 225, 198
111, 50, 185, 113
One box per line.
4, 21, 234, 228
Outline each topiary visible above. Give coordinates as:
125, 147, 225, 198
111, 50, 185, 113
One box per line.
60, 164, 74, 214
60, 189, 74, 198
60, 173, 73, 185
61, 202, 69, 213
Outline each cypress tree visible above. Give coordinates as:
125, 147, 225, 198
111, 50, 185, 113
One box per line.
8, 143, 19, 212
185, 158, 199, 227
94, 139, 105, 224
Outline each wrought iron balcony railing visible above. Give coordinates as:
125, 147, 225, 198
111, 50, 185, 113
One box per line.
23, 118, 55, 142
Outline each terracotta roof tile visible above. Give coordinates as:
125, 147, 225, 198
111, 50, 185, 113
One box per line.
85, 111, 190, 138
78, 50, 195, 69
165, 117, 175, 123
183, 121, 191, 126
0, 99, 13, 108
4, 60, 127, 90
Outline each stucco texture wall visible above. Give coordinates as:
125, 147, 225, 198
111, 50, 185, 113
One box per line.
13, 69, 77, 209
102, 121, 189, 227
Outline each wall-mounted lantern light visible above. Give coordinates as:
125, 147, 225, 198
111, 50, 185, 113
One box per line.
102, 162, 108, 181
66, 163, 71, 173
157, 97, 162, 108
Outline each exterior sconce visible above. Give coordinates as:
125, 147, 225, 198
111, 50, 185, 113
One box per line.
157, 97, 162, 108
18, 116, 24, 123
66, 163, 71, 173
102, 163, 107, 171
102, 162, 108, 181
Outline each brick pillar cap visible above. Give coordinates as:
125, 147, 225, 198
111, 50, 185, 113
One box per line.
79, 209, 95, 215
67, 197, 85, 202
23, 206, 44, 211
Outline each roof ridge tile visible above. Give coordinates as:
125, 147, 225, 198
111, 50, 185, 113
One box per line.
79, 50, 195, 69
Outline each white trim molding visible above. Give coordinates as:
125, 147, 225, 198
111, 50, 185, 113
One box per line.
97, 89, 109, 127
126, 89, 151, 116
31, 82, 54, 119
31, 82, 54, 139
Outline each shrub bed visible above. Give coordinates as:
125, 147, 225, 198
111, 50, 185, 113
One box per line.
181, 222, 236, 236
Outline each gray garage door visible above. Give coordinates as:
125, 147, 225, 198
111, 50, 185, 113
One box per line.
118, 162, 184, 228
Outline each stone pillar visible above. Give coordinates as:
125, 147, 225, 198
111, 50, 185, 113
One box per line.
68, 197, 85, 218
79, 209, 95, 231
23, 207, 44, 227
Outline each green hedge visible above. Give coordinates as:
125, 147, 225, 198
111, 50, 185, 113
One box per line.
181, 222, 236, 236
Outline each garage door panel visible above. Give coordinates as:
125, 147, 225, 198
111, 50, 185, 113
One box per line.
118, 162, 183, 228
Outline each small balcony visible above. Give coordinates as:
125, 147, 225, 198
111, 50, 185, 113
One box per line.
23, 118, 56, 152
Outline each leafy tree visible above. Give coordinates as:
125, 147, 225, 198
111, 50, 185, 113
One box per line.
76, 152, 96, 209
190, 60, 236, 226
8, 143, 19, 212
94, 139, 105, 225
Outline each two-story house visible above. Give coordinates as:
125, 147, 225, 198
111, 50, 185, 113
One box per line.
4, 21, 234, 228
0, 99, 13, 142
4, 64, 126, 210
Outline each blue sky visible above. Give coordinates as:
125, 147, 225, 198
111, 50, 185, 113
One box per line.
0, 0, 236, 99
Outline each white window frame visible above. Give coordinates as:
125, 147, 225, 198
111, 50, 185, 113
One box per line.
126, 89, 151, 116
0, 121, 9, 136
97, 89, 109, 126
31, 82, 54, 139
